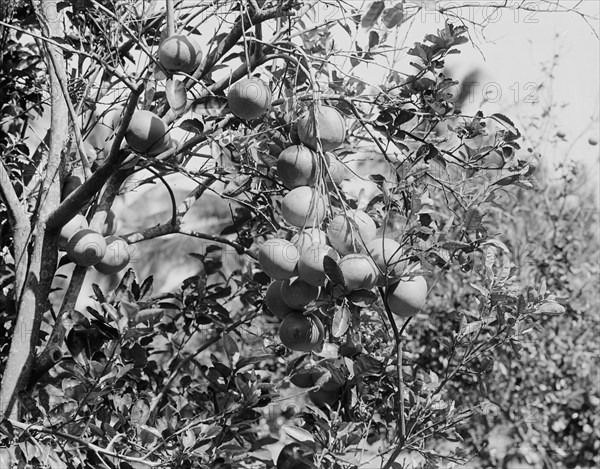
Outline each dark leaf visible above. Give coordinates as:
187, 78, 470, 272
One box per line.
179, 118, 204, 134
361, 1, 385, 29
324, 255, 345, 287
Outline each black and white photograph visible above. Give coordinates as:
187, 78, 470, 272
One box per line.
0, 1, 598, 467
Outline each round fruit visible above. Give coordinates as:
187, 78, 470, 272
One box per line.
386, 275, 428, 317
276, 145, 324, 189
308, 388, 340, 408
101, 209, 118, 236
276, 443, 312, 469
291, 228, 328, 255
94, 236, 130, 275
326, 155, 351, 185
278, 312, 324, 352
227, 77, 272, 120
59, 214, 89, 249
158, 35, 202, 73
481, 151, 504, 169
297, 105, 346, 152
281, 187, 327, 228
258, 238, 299, 280
589, 137, 598, 146
366, 237, 405, 286
125, 110, 171, 155
265, 280, 296, 319
327, 210, 377, 255
298, 244, 340, 287
61, 175, 82, 200
280, 278, 320, 309
338, 254, 379, 291
66, 229, 107, 267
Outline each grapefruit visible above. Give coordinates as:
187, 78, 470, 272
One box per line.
158, 35, 202, 74
297, 105, 346, 152
278, 312, 324, 352
265, 280, 296, 319
280, 277, 320, 309
258, 238, 299, 280
59, 214, 89, 249
276, 145, 324, 189
338, 254, 379, 291
327, 209, 377, 255
366, 237, 405, 285
227, 77, 272, 120
125, 110, 171, 155
297, 244, 340, 287
281, 187, 327, 228
291, 228, 327, 255
386, 275, 428, 317
94, 236, 130, 275
66, 229, 107, 267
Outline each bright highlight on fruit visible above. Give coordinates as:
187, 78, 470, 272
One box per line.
258, 238, 299, 280
227, 77, 272, 120
291, 228, 328, 255
281, 186, 327, 228
59, 214, 88, 249
158, 35, 202, 73
298, 244, 339, 287
125, 110, 171, 155
276, 145, 324, 189
386, 275, 428, 317
297, 105, 346, 152
94, 236, 130, 275
66, 229, 107, 267
338, 253, 379, 291
327, 209, 377, 255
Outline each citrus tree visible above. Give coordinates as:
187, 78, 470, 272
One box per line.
0, 0, 589, 467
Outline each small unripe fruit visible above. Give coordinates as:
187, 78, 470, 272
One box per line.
298, 244, 340, 286
158, 35, 202, 73
281, 187, 327, 228
94, 236, 130, 275
265, 280, 296, 319
258, 239, 299, 280
291, 228, 328, 255
227, 77, 272, 120
125, 110, 171, 155
298, 106, 346, 152
280, 278, 320, 309
278, 312, 324, 352
327, 210, 377, 255
338, 253, 378, 291
366, 237, 405, 286
66, 229, 107, 267
59, 214, 89, 249
277, 145, 324, 189
386, 275, 428, 317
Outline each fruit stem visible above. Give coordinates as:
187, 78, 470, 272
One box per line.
166, 0, 175, 37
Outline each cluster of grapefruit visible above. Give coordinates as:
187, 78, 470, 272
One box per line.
58, 208, 130, 275
230, 84, 431, 367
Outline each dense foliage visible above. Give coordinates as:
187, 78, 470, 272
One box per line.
0, 1, 597, 468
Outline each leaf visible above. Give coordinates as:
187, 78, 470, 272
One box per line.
353, 355, 382, 377
282, 425, 314, 443
91, 283, 105, 303
179, 118, 204, 134
223, 176, 252, 197
535, 301, 565, 315
464, 206, 483, 231
190, 96, 228, 116
494, 174, 521, 186
361, 1, 385, 29
324, 255, 345, 287
382, 4, 404, 28
332, 304, 350, 338
347, 289, 378, 307
368, 30, 380, 50
130, 399, 150, 426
